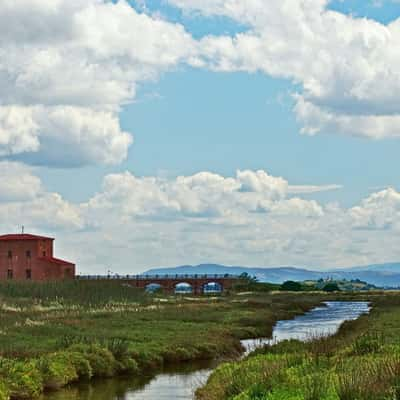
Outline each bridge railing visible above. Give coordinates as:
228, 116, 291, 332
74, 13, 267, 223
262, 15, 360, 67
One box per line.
76, 274, 241, 280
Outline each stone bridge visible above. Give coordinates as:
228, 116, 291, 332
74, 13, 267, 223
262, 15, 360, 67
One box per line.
78, 274, 241, 295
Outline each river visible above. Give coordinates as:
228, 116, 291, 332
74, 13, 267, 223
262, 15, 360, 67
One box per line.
41, 301, 370, 400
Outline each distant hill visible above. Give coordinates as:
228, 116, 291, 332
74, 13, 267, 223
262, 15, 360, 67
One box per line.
143, 263, 400, 288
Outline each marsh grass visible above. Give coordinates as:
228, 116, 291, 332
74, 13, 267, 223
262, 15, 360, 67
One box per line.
0, 280, 150, 307
196, 293, 400, 400
0, 281, 329, 399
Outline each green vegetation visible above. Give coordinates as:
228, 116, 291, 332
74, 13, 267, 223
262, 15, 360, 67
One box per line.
280, 281, 303, 292
0, 280, 326, 399
303, 279, 378, 292
322, 282, 341, 292
235, 274, 280, 292
196, 293, 400, 400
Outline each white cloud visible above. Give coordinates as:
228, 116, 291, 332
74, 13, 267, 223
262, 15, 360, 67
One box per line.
4, 165, 400, 271
295, 97, 400, 139
85, 169, 330, 221
0, 106, 132, 166
288, 184, 343, 194
168, 0, 400, 139
3, 0, 399, 167
0, 162, 83, 230
350, 188, 400, 230
0, 162, 42, 202
0, 0, 196, 167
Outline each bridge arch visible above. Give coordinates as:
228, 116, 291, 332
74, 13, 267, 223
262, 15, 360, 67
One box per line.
145, 283, 163, 293
175, 282, 193, 294
203, 281, 223, 294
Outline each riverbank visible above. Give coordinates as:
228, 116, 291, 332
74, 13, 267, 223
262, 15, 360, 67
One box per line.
0, 281, 328, 399
196, 292, 400, 400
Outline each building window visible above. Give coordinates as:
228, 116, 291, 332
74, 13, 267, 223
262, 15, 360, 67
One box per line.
26, 250, 31, 258
26, 269, 32, 280
7, 251, 12, 258
7, 270, 13, 280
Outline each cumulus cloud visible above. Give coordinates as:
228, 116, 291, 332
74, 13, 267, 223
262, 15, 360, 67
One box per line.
0, 0, 196, 167
76, 171, 400, 272
0, 106, 132, 166
0, 162, 83, 230
350, 188, 400, 230
0, 162, 42, 202
168, 0, 400, 139
85, 169, 332, 221
3, 0, 399, 167
4, 165, 400, 271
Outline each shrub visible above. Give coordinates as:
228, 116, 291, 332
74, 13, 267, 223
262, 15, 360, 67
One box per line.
131, 350, 163, 370
322, 283, 340, 292
90, 353, 116, 377
163, 346, 194, 362
67, 352, 92, 380
37, 352, 78, 389
280, 281, 302, 292
116, 357, 139, 374
0, 359, 42, 399
104, 338, 130, 360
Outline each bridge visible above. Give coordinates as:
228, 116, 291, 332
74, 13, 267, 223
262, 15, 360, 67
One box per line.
77, 274, 241, 295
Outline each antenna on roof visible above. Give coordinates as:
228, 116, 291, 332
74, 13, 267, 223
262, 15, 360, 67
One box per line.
21, 225, 24, 234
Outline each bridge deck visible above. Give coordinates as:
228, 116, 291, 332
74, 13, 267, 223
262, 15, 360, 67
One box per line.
77, 274, 241, 294
77, 274, 240, 280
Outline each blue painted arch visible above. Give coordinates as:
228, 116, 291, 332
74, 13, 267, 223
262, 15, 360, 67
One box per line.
203, 281, 223, 294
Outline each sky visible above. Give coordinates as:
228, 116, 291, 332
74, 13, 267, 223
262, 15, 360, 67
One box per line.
1, 0, 400, 273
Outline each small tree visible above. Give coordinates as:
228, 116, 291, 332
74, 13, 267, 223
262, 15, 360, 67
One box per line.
236, 272, 258, 290
280, 280, 302, 292
323, 282, 341, 292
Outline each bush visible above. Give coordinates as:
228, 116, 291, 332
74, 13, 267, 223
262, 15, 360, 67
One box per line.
0, 359, 42, 399
131, 350, 163, 370
322, 283, 340, 292
67, 352, 93, 380
280, 281, 302, 292
116, 357, 139, 374
37, 352, 78, 389
163, 346, 194, 362
69, 344, 117, 377
104, 338, 130, 360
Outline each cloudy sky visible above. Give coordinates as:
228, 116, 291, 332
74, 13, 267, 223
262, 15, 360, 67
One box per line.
1, 0, 400, 273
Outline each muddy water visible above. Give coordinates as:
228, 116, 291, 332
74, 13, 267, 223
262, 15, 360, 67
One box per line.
41, 301, 370, 400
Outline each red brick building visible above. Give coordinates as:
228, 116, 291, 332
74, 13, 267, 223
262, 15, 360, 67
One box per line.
0, 234, 75, 281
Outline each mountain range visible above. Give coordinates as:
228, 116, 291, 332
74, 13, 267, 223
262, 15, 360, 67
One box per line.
143, 263, 400, 288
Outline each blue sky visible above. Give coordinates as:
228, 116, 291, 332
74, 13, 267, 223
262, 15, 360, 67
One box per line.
39, 0, 400, 207
2, 0, 400, 272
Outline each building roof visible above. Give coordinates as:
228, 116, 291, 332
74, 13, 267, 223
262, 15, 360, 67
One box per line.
0, 234, 54, 241
39, 257, 75, 266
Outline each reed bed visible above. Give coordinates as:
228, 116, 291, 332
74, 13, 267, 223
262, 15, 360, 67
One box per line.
0, 281, 328, 399
196, 293, 400, 400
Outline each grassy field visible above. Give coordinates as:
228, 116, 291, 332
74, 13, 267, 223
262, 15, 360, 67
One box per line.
0, 280, 327, 399
196, 292, 400, 400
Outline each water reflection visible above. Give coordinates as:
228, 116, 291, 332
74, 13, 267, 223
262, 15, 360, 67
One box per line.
42, 301, 369, 400
41, 361, 216, 400
242, 301, 370, 354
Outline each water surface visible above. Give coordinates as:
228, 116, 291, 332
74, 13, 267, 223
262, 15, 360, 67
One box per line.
242, 301, 370, 354
42, 301, 369, 400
